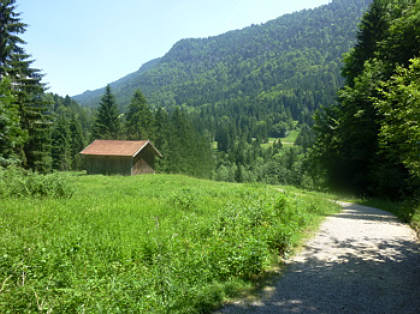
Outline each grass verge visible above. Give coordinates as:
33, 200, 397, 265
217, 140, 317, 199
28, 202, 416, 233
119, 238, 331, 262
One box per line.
0, 174, 338, 313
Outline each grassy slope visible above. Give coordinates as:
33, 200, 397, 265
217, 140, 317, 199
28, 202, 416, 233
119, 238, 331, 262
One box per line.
0, 174, 339, 313
261, 130, 300, 150
280, 130, 299, 146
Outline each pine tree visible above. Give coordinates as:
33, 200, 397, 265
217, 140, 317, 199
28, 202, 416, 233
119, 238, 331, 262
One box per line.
153, 107, 170, 172
93, 85, 120, 139
0, 0, 52, 172
51, 110, 72, 171
125, 89, 154, 140
69, 113, 85, 170
0, 77, 25, 165
0, 0, 26, 76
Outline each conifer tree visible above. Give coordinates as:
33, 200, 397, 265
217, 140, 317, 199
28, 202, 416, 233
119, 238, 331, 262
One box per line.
125, 89, 154, 140
0, 0, 25, 76
93, 85, 120, 139
69, 113, 85, 169
51, 110, 72, 171
0, 77, 25, 165
0, 0, 52, 172
153, 107, 170, 172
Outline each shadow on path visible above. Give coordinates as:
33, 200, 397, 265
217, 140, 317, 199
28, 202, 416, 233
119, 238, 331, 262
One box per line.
218, 204, 420, 313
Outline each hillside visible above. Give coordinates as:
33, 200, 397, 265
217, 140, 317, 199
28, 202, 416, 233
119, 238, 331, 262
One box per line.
73, 0, 372, 119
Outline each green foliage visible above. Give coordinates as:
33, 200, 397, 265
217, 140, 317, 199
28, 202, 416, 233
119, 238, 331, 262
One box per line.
48, 94, 90, 170
0, 0, 52, 173
125, 90, 154, 140
69, 113, 86, 170
0, 77, 26, 166
314, 0, 419, 197
0, 174, 338, 312
294, 125, 315, 151
93, 85, 121, 139
51, 110, 72, 171
0, 0, 26, 76
153, 107, 214, 178
375, 58, 420, 179
0, 166, 74, 199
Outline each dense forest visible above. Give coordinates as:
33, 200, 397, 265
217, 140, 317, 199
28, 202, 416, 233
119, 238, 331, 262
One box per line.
313, 0, 420, 198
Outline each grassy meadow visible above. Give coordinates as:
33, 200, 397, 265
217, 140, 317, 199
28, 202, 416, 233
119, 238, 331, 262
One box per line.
0, 173, 339, 313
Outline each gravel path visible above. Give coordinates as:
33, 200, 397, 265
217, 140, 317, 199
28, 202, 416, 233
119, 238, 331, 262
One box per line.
218, 202, 420, 313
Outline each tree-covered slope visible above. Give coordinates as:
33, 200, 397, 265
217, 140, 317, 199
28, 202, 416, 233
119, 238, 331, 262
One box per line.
73, 0, 372, 113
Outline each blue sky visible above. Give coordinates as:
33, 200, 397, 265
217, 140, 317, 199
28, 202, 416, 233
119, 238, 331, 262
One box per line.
17, 0, 331, 96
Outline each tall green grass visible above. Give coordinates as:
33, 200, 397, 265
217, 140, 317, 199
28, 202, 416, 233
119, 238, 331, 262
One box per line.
0, 166, 74, 199
0, 174, 338, 312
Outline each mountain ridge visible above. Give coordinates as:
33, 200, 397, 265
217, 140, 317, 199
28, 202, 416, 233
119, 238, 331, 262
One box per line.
73, 0, 372, 111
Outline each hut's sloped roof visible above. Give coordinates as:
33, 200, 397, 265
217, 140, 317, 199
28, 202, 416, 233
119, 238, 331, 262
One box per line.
80, 140, 162, 157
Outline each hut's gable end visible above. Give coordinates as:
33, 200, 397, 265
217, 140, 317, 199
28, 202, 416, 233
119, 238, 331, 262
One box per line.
132, 144, 156, 175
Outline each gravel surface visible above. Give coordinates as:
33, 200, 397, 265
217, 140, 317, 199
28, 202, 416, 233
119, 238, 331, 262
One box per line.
218, 202, 420, 313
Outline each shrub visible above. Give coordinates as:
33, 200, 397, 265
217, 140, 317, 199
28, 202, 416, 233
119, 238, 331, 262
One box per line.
0, 166, 74, 199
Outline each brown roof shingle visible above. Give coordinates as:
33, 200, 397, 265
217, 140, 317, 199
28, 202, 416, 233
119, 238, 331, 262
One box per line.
80, 140, 162, 157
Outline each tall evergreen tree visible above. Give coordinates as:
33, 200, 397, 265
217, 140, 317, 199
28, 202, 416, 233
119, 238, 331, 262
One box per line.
92, 85, 120, 139
0, 77, 25, 165
0, 0, 52, 172
51, 110, 72, 171
69, 113, 85, 170
0, 0, 25, 76
153, 107, 170, 172
125, 89, 154, 140
341, 0, 391, 85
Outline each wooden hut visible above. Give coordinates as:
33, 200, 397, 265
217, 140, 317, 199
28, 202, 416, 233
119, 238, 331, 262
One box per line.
80, 140, 162, 175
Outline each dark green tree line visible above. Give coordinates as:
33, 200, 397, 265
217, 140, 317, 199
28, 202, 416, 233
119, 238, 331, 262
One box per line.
313, 0, 419, 197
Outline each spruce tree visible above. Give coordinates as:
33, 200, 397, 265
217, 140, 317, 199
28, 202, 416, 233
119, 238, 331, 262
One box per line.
69, 113, 85, 169
51, 110, 72, 171
0, 0, 25, 76
0, 77, 25, 166
153, 107, 170, 172
93, 85, 120, 139
0, 0, 52, 172
125, 89, 154, 140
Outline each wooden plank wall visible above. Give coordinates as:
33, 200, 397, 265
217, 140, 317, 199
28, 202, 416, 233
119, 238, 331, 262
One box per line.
84, 156, 132, 175
132, 146, 156, 175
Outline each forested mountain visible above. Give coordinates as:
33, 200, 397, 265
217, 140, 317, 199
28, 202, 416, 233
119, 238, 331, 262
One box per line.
74, 0, 372, 124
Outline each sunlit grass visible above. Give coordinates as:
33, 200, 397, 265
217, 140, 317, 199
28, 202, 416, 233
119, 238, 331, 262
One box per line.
0, 174, 339, 312
280, 129, 299, 146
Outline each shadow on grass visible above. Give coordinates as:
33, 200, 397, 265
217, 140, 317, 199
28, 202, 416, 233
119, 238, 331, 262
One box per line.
217, 206, 420, 314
